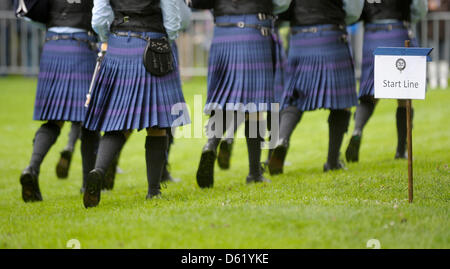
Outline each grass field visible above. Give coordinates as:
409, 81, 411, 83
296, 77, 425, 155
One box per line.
0, 76, 449, 249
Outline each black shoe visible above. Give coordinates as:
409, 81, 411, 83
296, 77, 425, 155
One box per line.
83, 169, 104, 208
268, 139, 289, 175
345, 135, 361, 163
102, 155, 118, 191
217, 139, 233, 170
395, 150, 407, 159
323, 160, 347, 172
56, 149, 73, 179
146, 190, 162, 200
246, 174, 271, 184
20, 166, 42, 202
196, 143, 217, 188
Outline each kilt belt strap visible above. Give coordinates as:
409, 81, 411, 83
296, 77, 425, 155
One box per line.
365, 21, 411, 32
256, 13, 276, 21
215, 22, 273, 36
291, 24, 346, 35
45, 34, 97, 51
113, 31, 156, 42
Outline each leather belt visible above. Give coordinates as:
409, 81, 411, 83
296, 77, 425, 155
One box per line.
113, 31, 154, 42
215, 22, 272, 36
113, 32, 171, 48
291, 24, 346, 35
45, 33, 97, 51
365, 22, 410, 32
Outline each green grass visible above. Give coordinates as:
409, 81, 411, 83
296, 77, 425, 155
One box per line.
0, 76, 449, 249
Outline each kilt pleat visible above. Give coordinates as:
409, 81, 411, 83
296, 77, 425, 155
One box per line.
359, 22, 418, 99
204, 15, 279, 113
273, 30, 287, 104
33, 31, 97, 122
281, 25, 358, 111
83, 32, 190, 132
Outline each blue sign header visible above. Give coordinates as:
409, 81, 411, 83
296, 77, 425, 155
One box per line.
374, 47, 433, 61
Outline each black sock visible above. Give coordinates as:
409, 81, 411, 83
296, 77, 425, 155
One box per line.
205, 114, 224, 150
81, 128, 100, 188
266, 109, 281, 152
206, 137, 221, 150
245, 120, 265, 177
266, 112, 272, 158
267, 148, 274, 162
94, 131, 126, 173
146, 135, 169, 195
29, 121, 61, 173
353, 99, 376, 136
65, 122, 81, 152
279, 106, 303, 141
327, 110, 351, 166
223, 111, 242, 145
396, 107, 413, 154
163, 131, 174, 177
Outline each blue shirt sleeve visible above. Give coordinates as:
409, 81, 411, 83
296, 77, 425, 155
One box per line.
272, 0, 292, 15
161, 0, 182, 40
179, 0, 192, 31
92, 0, 114, 43
411, 0, 428, 23
343, 0, 364, 25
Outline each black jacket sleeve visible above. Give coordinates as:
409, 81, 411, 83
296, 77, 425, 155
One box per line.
190, 0, 214, 9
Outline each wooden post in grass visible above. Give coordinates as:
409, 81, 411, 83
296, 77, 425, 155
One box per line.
374, 43, 431, 204
405, 40, 413, 203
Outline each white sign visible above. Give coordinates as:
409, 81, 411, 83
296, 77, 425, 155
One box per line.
374, 55, 427, 100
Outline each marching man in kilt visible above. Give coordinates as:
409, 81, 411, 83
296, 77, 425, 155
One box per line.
214, 12, 290, 172
82, 0, 190, 208
190, 0, 291, 188
19, 0, 98, 202
345, 0, 428, 162
268, 0, 364, 174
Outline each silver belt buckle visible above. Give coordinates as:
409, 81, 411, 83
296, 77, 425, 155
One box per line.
311, 27, 318, 33
403, 21, 410, 28
261, 27, 269, 36
237, 21, 245, 28
258, 13, 266, 21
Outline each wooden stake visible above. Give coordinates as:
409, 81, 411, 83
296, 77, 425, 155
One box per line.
405, 40, 413, 203
406, 99, 413, 203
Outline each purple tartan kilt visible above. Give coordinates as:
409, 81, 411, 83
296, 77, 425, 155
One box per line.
274, 30, 287, 104
83, 32, 190, 132
204, 15, 282, 114
281, 25, 358, 111
359, 22, 418, 99
33, 31, 97, 122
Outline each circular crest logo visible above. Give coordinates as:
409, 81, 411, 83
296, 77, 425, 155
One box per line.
395, 58, 406, 72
